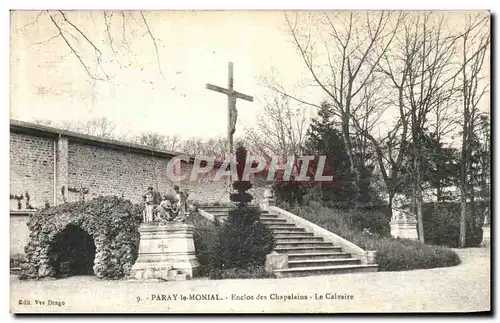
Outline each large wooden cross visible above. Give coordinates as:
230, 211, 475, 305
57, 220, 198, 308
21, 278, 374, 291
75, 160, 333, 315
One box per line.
206, 62, 253, 156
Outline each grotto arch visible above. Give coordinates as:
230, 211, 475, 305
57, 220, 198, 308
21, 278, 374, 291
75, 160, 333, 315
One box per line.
49, 224, 96, 277
20, 196, 142, 280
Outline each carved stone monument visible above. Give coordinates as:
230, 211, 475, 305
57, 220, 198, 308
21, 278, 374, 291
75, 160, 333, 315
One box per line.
390, 209, 419, 240
130, 222, 200, 281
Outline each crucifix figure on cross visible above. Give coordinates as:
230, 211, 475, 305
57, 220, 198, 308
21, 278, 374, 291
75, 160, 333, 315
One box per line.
206, 62, 254, 156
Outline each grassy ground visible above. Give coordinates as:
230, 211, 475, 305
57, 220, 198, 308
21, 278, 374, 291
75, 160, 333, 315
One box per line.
10, 246, 489, 313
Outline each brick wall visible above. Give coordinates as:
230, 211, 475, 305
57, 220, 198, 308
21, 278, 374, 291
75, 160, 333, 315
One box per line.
10, 132, 55, 208
10, 122, 269, 209
66, 141, 231, 205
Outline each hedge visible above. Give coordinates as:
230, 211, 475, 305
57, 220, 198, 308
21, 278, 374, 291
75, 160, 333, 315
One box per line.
423, 202, 484, 248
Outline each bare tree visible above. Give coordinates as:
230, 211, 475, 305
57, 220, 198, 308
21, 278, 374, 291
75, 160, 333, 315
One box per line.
76, 117, 117, 139
402, 14, 460, 243
33, 116, 117, 139
181, 136, 228, 159
272, 11, 402, 192
456, 14, 490, 247
351, 12, 473, 239
245, 94, 309, 158
131, 132, 181, 151
13, 10, 164, 81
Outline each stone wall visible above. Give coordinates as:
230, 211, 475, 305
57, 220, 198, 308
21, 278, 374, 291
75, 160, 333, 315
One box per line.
10, 213, 31, 256
10, 132, 55, 208
65, 141, 232, 205
9, 120, 270, 255
10, 121, 270, 209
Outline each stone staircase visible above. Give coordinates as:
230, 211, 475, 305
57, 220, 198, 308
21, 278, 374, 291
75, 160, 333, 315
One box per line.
198, 206, 378, 278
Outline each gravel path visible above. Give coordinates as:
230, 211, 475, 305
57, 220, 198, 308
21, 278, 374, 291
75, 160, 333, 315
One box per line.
10, 247, 490, 313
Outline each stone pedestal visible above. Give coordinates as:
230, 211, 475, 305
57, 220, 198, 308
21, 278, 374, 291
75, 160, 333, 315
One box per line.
130, 223, 200, 280
260, 187, 275, 211
390, 209, 418, 240
259, 198, 270, 211
265, 252, 288, 275
365, 251, 378, 265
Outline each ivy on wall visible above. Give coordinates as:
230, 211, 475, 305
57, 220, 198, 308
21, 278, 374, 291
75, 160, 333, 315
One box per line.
20, 196, 143, 280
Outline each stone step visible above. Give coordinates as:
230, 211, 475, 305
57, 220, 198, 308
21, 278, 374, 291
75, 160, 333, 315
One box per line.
206, 209, 266, 212
273, 264, 379, 278
287, 252, 352, 261
271, 227, 308, 234
10, 267, 21, 275
216, 217, 280, 224
275, 237, 326, 246
273, 231, 313, 236
199, 206, 265, 212
260, 217, 288, 223
288, 258, 361, 268
265, 223, 297, 228
276, 241, 334, 248
275, 246, 343, 254
275, 237, 326, 247
274, 234, 320, 240
211, 212, 274, 216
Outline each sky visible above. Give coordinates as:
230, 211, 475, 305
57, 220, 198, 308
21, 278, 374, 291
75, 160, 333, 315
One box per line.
10, 10, 319, 140
10, 10, 490, 143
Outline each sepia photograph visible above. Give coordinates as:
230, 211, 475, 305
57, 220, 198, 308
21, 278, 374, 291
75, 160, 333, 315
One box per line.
8, 8, 491, 314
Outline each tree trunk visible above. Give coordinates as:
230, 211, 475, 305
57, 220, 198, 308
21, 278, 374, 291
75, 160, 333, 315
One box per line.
388, 191, 394, 210
471, 191, 477, 228
459, 120, 468, 248
436, 179, 442, 202
415, 170, 425, 244
459, 194, 467, 248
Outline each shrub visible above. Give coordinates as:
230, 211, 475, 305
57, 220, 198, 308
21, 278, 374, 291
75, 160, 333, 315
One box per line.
216, 205, 275, 269
423, 202, 484, 248
272, 181, 307, 206
214, 145, 275, 270
348, 234, 461, 271
193, 227, 218, 276
343, 205, 391, 237
192, 215, 273, 279
286, 201, 391, 237
191, 205, 273, 279
20, 196, 142, 280
287, 203, 461, 271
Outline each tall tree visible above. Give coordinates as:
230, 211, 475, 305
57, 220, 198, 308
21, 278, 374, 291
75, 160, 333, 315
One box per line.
246, 94, 309, 159
457, 14, 490, 247
304, 102, 357, 205
278, 11, 402, 197
398, 130, 459, 202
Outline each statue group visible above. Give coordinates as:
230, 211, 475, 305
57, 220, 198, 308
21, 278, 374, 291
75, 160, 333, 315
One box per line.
142, 185, 189, 224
